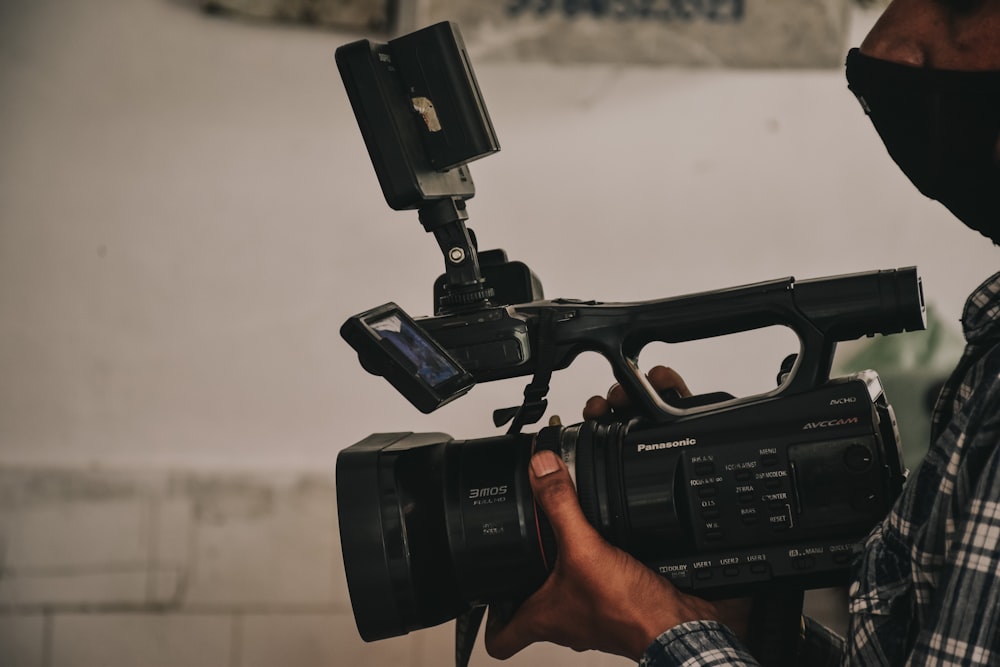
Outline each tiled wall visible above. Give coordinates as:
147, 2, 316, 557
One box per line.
0, 466, 635, 667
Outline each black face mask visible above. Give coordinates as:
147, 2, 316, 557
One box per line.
845, 48, 1000, 243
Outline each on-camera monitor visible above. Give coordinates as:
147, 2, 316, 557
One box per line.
368, 311, 461, 388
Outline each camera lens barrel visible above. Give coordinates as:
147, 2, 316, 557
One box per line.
337, 432, 458, 640
540, 421, 689, 560
442, 433, 548, 603
540, 422, 634, 547
336, 431, 548, 641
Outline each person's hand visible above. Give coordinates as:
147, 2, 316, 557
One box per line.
582, 365, 691, 421
484, 448, 751, 661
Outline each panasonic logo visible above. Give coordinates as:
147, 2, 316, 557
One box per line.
637, 438, 697, 452
803, 417, 860, 430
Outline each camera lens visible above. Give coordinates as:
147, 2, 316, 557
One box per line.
336, 431, 547, 641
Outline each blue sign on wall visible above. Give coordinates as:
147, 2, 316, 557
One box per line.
507, 0, 745, 22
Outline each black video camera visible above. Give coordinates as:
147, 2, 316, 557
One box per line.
333, 21, 926, 651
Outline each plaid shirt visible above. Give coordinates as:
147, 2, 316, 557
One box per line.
641, 271, 1000, 667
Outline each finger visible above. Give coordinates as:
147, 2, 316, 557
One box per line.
714, 597, 754, 642
607, 367, 690, 412
485, 602, 536, 659
607, 383, 630, 410
529, 450, 601, 549
582, 395, 610, 420
646, 366, 692, 398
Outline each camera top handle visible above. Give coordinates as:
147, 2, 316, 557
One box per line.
496, 266, 925, 422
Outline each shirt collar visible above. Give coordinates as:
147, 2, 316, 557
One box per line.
961, 270, 1000, 344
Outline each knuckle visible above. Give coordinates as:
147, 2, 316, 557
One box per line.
648, 365, 678, 384
536, 473, 575, 503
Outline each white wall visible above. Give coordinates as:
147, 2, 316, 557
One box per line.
2, 0, 997, 470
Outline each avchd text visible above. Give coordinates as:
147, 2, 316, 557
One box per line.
830, 396, 857, 405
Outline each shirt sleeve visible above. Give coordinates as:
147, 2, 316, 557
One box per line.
907, 399, 1000, 666
638, 617, 844, 667
639, 621, 757, 666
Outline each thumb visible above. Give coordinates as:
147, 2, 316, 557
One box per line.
529, 450, 600, 549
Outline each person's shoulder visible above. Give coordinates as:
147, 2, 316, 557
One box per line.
975, 341, 1000, 383
960, 343, 1000, 426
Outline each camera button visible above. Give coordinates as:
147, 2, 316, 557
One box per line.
734, 470, 753, 482
792, 556, 815, 570
694, 461, 715, 476
851, 488, 879, 510
723, 566, 740, 577
845, 444, 874, 471
694, 567, 714, 581
705, 530, 724, 542
698, 486, 718, 499
769, 514, 790, 531
832, 551, 854, 565
750, 562, 769, 575
761, 453, 779, 467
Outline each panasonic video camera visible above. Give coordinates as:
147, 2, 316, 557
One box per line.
333, 22, 926, 645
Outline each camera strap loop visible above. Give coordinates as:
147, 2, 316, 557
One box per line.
454, 605, 486, 667
493, 310, 558, 433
